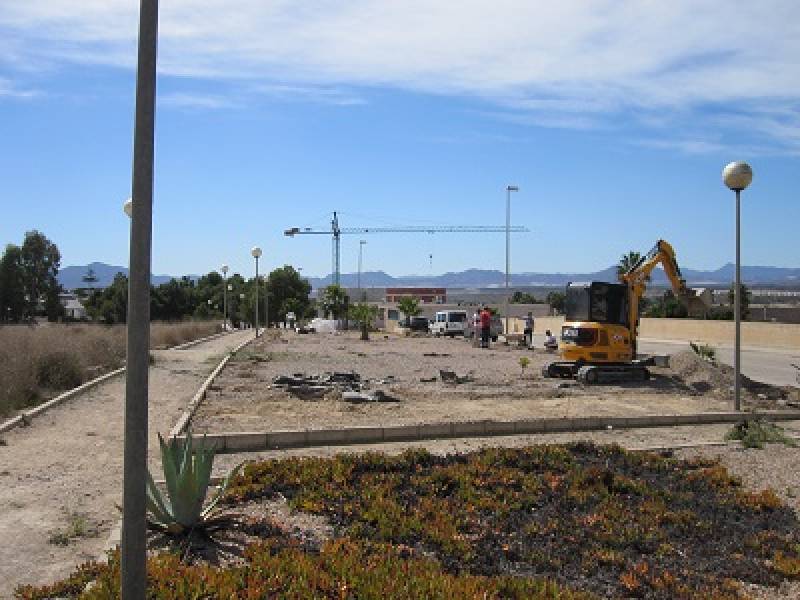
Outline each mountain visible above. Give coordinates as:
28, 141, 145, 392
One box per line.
57, 262, 189, 289
59, 262, 800, 291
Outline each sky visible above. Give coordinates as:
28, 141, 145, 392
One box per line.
1, 1, 799, 280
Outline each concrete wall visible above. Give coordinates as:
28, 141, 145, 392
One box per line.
532, 316, 800, 350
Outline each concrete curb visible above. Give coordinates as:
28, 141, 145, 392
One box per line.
169, 335, 255, 437
168, 329, 228, 351
0, 367, 126, 434
179, 410, 800, 453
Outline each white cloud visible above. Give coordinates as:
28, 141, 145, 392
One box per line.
0, 76, 39, 99
1, 1, 799, 148
253, 84, 366, 106
159, 92, 242, 110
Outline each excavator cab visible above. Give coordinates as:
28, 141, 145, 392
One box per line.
564, 282, 628, 328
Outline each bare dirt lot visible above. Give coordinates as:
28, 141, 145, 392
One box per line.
193, 330, 797, 433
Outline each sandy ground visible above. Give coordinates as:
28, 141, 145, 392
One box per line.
0, 330, 252, 598
193, 330, 795, 433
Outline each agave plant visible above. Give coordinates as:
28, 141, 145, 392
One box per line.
146, 431, 240, 535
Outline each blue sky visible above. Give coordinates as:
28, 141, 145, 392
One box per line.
1, 1, 799, 280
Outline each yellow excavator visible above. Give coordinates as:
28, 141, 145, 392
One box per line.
543, 240, 705, 383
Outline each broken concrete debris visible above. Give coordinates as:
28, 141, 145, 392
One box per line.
272, 371, 399, 402
439, 369, 474, 384
341, 390, 399, 403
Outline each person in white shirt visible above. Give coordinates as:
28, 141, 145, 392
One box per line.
544, 329, 558, 351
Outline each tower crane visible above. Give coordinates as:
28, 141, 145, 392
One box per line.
284, 211, 529, 286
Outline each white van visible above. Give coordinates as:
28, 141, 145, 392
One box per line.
429, 310, 468, 337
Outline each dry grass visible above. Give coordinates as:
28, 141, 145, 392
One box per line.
0, 321, 220, 417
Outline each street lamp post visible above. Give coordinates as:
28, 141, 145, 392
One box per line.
722, 161, 753, 412
251, 247, 262, 337
505, 185, 519, 337
120, 0, 158, 594
221, 264, 229, 331
358, 240, 367, 301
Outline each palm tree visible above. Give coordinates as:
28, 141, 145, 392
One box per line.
349, 302, 379, 340
616, 251, 642, 280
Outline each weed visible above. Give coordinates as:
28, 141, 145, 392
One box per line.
689, 341, 716, 362
726, 419, 797, 449
48, 513, 90, 546
519, 356, 530, 377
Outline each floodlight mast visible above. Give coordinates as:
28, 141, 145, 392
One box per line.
285, 212, 529, 288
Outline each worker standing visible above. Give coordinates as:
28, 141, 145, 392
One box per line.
479, 306, 491, 349
523, 311, 534, 350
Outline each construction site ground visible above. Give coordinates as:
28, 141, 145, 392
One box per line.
193, 330, 798, 433
3, 329, 800, 598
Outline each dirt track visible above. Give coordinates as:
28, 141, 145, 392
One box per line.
0, 330, 252, 598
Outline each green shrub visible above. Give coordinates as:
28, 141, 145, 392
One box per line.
689, 341, 716, 362
726, 419, 797, 449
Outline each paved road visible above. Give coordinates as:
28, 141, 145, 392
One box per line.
638, 338, 800, 388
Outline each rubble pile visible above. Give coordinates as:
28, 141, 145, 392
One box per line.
271, 372, 399, 403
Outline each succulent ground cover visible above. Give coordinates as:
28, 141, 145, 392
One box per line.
226, 443, 800, 598
17, 443, 800, 599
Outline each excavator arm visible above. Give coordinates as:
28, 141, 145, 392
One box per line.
620, 239, 700, 355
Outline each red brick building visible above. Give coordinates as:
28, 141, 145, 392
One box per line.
385, 287, 446, 304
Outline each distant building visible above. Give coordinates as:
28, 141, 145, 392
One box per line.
59, 292, 88, 320
385, 287, 446, 304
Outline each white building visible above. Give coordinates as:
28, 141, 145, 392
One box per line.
60, 292, 88, 320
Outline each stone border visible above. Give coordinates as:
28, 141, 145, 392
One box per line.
0, 367, 126, 434
179, 411, 800, 453
168, 329, 228, 350
169, 335, 255, 437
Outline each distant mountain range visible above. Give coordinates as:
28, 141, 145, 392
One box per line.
58, 262, 189, 290
58, 261, 800, 290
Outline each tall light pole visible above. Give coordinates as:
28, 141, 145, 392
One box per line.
120, 0, 158, 593
251, 247, 262, 337
358, 240, 367, 301
505, 185, 519, 337
220, 264, 228, 331
722, 161, 753, 412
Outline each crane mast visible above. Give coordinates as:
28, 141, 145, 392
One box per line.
285, 211, 529, 287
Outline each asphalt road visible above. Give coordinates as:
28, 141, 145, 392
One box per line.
638, 338, 800, 388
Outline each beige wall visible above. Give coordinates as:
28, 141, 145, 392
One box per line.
532, 316, 800, 350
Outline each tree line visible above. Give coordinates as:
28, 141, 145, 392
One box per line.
83, 265, 314, 325
0, 230, 314, 325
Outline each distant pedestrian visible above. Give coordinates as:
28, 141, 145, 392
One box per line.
544, 329, 558, 351
479, 306, 491, 349
523, 311, 534, 350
